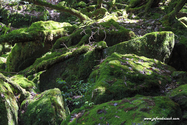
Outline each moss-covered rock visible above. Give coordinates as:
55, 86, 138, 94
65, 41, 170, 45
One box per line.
6, 42, 51, 72
103, 31, 175, 63
10, 74, 39, 92
0, 21, 72, 45
37, 44, 105, 91
0, 75, 19, 125
61, 95, 182, 125
87, 52, 176, 104
20, 88, 69, 125
171, 71, 187, 86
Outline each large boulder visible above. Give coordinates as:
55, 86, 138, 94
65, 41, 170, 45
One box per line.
20, 42, 107, 91
62, 95, 182, 125
86, 52, 176, 104
20, 88, 69, 125
4, 21, 72, 72
6, 42, 51, 72
103, 31, 175, 63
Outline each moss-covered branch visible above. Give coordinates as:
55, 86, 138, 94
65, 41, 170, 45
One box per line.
21, 0, 90, 22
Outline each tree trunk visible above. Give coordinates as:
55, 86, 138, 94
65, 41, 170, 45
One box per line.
163, 0, 186, 23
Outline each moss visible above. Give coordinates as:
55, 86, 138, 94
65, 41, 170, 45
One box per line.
0, 76, 19, 125
53, 18, 135, 51
166, 84, 187, 110
18, 6, 23, 10
171, 71, 187, 86
87, 52, 176, 104
6, 41, 51, 72
94, 41, 108, 49
0, 21, 72, 44
38, 44, 104, 91
20, 88, 69, 125
103, 31, 175, 63
62, 95, 182, 125
10, 75, 39, 92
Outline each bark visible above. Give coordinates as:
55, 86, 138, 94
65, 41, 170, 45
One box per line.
126, 0, 161, 14
21, 0, 90, 22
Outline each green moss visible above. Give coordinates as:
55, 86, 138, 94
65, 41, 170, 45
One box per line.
62, 95, 182, 125
103, 31, 175, 63
0, 74, 19, 125
18, 6, 22, 10
0, 21, 72, 44
6, 41, 50, 72
94, 41, 108, 49
10, 75, 38, 92
87, 53, 176, 104
166, 84, 187, 110
171, 71, 187, 85
21, 88, 69, 125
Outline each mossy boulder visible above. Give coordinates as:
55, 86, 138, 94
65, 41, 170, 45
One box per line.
38, 44, 106, 91
0, 21, 72, 45
61, 95, 182, 125
87, 52, 176, 104
6, 42, 51, 72
20, 88, 69, 125
103, 31, 175, 63
0, 74, 19, 125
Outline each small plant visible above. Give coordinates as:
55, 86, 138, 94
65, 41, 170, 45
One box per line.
56, 78, 94, 110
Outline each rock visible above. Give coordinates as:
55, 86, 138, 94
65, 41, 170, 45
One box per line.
0, 73, 19, 125
10, 75, 38, 92
87, 52, 176, 104
166, 84, 187, 123
62, 95, 182, 125
6, 42, 51, 72
103, 31, 175, 63
20, 88, 69, 125
5, 21, 72, 72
